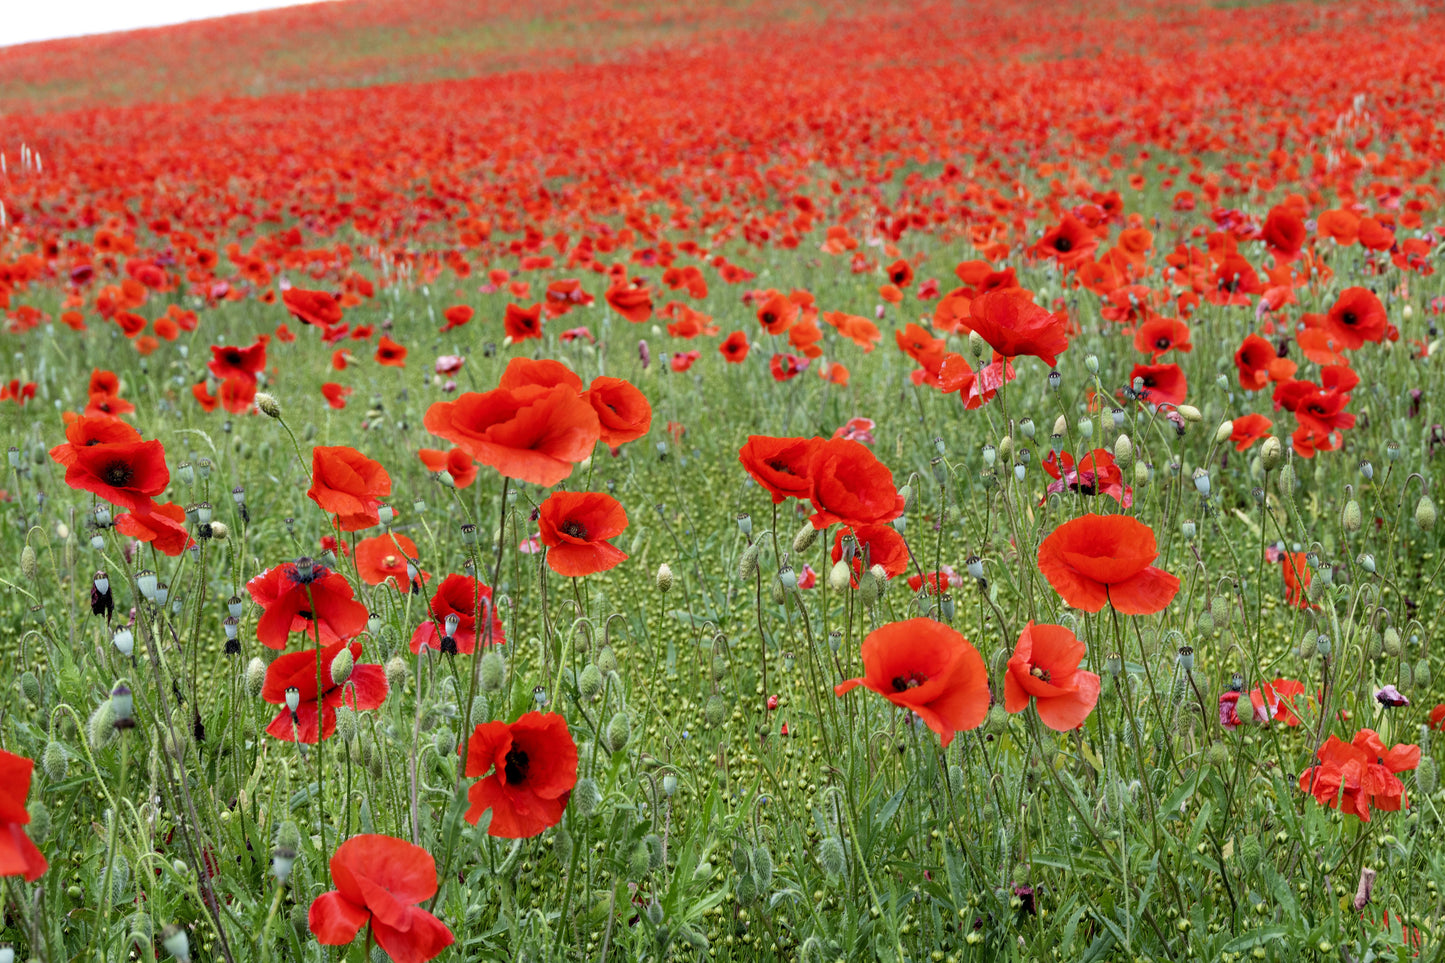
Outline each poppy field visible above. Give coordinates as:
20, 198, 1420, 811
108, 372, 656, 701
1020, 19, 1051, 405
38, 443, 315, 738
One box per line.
4, 0, 1445, 959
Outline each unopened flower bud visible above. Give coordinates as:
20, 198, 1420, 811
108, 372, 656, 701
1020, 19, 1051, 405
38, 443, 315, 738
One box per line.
704, 694, 727, 728
1078, 418, 1093, 440
738, 541, 762, 581
330, 647, 354, 686
480, 650, 505, 692
254, 392, 281, 419
1084, 354, 1099, 374
162, 924, 191, 962
605, 711, 632, 752
1214, 420, 1233, 445
792, 523, 819, 555
1416, 495, 1437, 531
1261, 436, 1282, 471
20, 545, 37, 582
1113, 434, 1133, 468
656, 563, 674, 593
1177, 405, 1201, 423
334, 706, 357, 743
385, 656, 409, 693
1342, 499, 1362, 533
573, 776, 601, 818
578, 663, 604, 701
245, 657, 267, 697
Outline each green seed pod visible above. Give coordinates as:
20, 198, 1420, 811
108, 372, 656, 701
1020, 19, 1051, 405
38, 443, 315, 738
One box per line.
1238, 835, 1262, 873
818, 836, 845, 878
1113, 433, 1133, 469
1416, 495, 1438, 532
1261, 436, 1282, 472
646, 833, 665, 872
604, 712, 631, 753
792, 522, 820, 555
711, 655, 728, 681
42, 740, 67, 782
88, 701, 117, 749
753, 845, 773, 892
21, 544, 38, 582
479, 650, 505, 692
1417, 756, 1438, 795
335, 706, 358, 744
384, 656, 409, 694
1277, 463, 1298, 500
572, 777, 601, 818
1383, 627, 1403, 658
330, 647, 354, 686
655, 563, 674, 594
578, 664, 604, 701
245, 657, 267, 698
704, 694, 727, 728
19, 671, 41, 706
1414, 659, 1432, 689
738, 542, 762, 581
554, 826, 574, 868
596, 646, 619, 676
628, 841, 651, 881
1342, 499, 1362, 533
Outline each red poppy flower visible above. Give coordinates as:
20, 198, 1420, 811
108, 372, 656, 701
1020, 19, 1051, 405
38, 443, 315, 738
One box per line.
1130, 362, 1187, 405
499, 357, 584, 393
605, 281, 653, 323
1229, 413, 1272, 451
309, 834, 453, 963
1133, 317, 1192, 361
1248, 677, 1306, 726
1042, 449, 1131, 505
770, 353, 808, 381
756, 292, 798, 334
424, 385, 599, 487
964, 290, 1070, 367
504, 302, 543, 342
441, 304, 474, 332
670, 350, 701, 372
1236, 335, 1283, 393
1004, 622, 1101, 731
738, 435, 819, 504
308, 446, 391, 531
586, 376, 652, 448
375, 335, 407, 367
1294, 387, 1355, 437
537, 491, 629, 577
283, 288, 343, 327
458, 711, 582, 842
115, 502, 194, 556
1281, 551, 1312, 607
263, 639, 388, 742
885, 258, 914, 288
49, 415, 143, 467
417, 447, 478, 488
1430, 704, 1445, 731
1033, 213, 1098, 268
410, 574, 505, 655
320, 382, 353, 409
208, 340, 266, 384
56, 438, 169, 514
831, 524, 909, 579
354, 533, 428, 590
1037, 514, 1179, 615
0, 749, 48, 882
807, 438, 904, 528
834, 619, 989, 746
1260, 204, 1306, 259
1299, 729, 1419, 822
1325, 287, 1387, 350
908, 567, 964, 595
246, 559, 370, 650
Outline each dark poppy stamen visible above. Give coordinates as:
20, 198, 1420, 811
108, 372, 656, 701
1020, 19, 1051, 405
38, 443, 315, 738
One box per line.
560, 520, 588, 539
891, 671, 928, 692
504, 747, 530, 784
103, 462, 134, 487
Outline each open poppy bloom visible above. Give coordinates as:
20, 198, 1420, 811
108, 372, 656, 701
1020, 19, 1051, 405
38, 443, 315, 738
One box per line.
1130, 362, 1187, 405
586, 376, 652, 447
537, 491, 629, 577
417, 447, 478, 488
964, 290, 1070, 367
1004, 622, 1101, 731
49, 414, 142, 467
262, 639, 388, 742
282, 288, 343, 327
503, 302, 543, 341
375, 335, 408, 367
441, 304, 473, 332
208, 340, 266, 384
465, 712, 579, 838
719, 330, 751, 362
410, 574, 505, 655
321, 382, 353, 409
309, 446, 392, 531
56, 438, 170, 514
354, 533, 428, 590
605, 280, 653, 322
831, 524, 909, 579
738, 435, 819, 503
1037, 514, 1179, 614
424, 384, 600, 487
1299, 729, 1419, 822
1248, 677, 1306, 726
0, 749, 48, 882
1325, 287, 1387, 350
115, 502, 195, 556
834, 619, 989, 746
1041, 449, 1131, 506
1229, 413, 1272, 451
246, 558, 370, 650
807, 438, 904, 528
309, 834, 454, 963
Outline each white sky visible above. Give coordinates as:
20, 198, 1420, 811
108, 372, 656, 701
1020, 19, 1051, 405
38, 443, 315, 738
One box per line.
1, 0, 337, 49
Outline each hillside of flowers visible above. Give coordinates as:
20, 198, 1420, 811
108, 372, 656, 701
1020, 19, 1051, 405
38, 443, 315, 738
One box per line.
2, 0, 1445, 959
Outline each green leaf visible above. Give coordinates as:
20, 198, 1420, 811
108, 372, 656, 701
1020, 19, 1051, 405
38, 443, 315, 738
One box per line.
1221, 926, 1288, 952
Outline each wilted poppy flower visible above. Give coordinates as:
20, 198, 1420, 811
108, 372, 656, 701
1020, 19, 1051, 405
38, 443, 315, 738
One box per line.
246, 558, 370, 650
417, 447, 478, 488
308, 446, 392, 531
1037, 514, 1179, 614
1230, 413, 1272, 451
537, 491, 629, 577
56, 438, 170, 514
263, 639, 388, 742
424, 384, 600, 487
770, 353, 808, 380
354, 533, 428, 590
834, 619, 989, 746
0, 749, 48, 881
1130, 362, 1187, 405
282, 288, 343, 327
831, 524, 909, 579
1299, 729, 1419, 821
965, 290, 1070, 367
1247, 677, 1306, 725
410, 574, 505, 655
465, 712, 579, 838
1325, 287, 1387, 350
504, 302, 543, 342
738, 435, 819, 503
115, 502, 194, 556
807, 438, 904, 528
309, 834, 454, 963
1042, 449, 1131, 505
1004, 622, 1101, 731
375, 335, 408, 367
719, 331, 751, 363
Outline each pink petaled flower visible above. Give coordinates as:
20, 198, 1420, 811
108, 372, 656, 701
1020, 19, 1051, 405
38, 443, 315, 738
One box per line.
435, 355, 465, 376
917, 279, 940, 300
832, 417, 876, 446
1219, 690, 1243, 729
1376, 685, 1409, 708
796, 563, 818, 589
518, 534, 543, 555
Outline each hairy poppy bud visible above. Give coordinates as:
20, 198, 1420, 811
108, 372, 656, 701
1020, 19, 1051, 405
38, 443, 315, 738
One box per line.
656, 563, 674, 593
1417, 495, 1438, 531
1342, 499, 1362, 533
578, 663, 604, 701
968, 330, 988, 360
254, 392, 281, 419
42, 740, 67, 782
629, 841, 652, 881
1259, 435, 1282, 471
1113, 433, 1133, 468
605, 711, 631, 752
20, 544, 37, 582
857, 570, 881, 606
1214, 420, 1233, 445
385, 656, 409, 694
704, 694, 727, 728
1238, 835, 1261, 872
753, 844, 773, 892
335, 706, 358, 744
1210, 594, 1232, 629
554, 826, 574, 867
572, 777, 601, 818
329, 647, 354, 686
898, 484, 915, 512
480, 650, 505, 692
1078, 417, 1093, 440
997, 435, 1013, 464
1277, 463, 1297, 500
738, 541, 761, 581
20, 670, 41, 706
1415, 658, 1432, 689
1418, 755, 1439, 795
245, 657, 267, 697
1177, 405, 1201, 423
818, 836, 845, 878
792, 522, 819, 555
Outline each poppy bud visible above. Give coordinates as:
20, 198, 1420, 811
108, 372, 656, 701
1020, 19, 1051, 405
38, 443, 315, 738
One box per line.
26, 801, 49, 844
18, 671, 39, 707
1417, 755, 1438, 795
997, 436, 1013, 463
20, 545, 37, 582
1177, 405, 1202, 423
1414, 658, 1432, 689
1078, 417, 1093, 440
1358, 552, 1376, 574
1134, 460, 1150, 487
753, 844, 774, 892
1211, 420, 1232, 445
232, 659, 264, 703
433, 729, 456, 756
578, 663, 604, 701
770, 575, 787, 605
88, 702, 116, 749
1238, 835, 1261, 872
479, 650, 505, 692
385, 656, 409, 693
554, 825, 574, 867
573, 776, 601, 818
1416, 495, 1438, 531
738, 541, 761, 581
111, 682, 134, 728
792, 522, 819, 555
42, 740, 67, 782
1113, 434, 1133, 468
656, 563, 674, 593
818, 836, 845, 877
628, 840, 652, 881
1258, 436, 1282, 471
1342, 499, 1362, 533
898, 484, 915, 512
334, 705, 358, 744
704, 694, 727, 728
161, 924, 191, 963
330, 647, 354, 686
1277, 463, 1297, 500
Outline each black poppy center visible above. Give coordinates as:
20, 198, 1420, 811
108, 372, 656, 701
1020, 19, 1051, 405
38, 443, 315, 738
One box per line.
561, 520, 589, 539
223, 349, 242, 364
1053, 236, 1073, 252
762, 312, 777, 325
766, 459, 796, 475
504, 747, 530, 784
103, 461, 134, 487
1030, 665, 1052, 683
1155, 337, 1171, 349
891, 671, 928, 692
891, 270, 906, 283
1341, 311, 1358, 326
